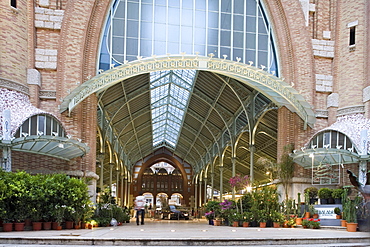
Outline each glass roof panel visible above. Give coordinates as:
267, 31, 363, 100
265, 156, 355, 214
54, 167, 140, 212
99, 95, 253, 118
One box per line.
150, 70, 196, 148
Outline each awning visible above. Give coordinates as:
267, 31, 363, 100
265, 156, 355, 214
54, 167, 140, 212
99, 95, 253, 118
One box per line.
7, 135, 90, 160
290, 148, 368, 169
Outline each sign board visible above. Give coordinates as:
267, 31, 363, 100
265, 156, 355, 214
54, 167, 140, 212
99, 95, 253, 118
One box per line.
315, 206, 337, 219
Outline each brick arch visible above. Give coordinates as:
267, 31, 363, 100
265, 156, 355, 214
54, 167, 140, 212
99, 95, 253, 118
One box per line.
134, 154, 191, 205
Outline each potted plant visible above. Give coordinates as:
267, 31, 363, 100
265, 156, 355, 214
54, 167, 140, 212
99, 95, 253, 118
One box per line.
332, 188, 344, 204
309, 218, 321, 229
257, 210, 268, 228
346, 197, 361, 232
334, 207, 341, 219
318, 188, 332, 204
52, 205, 66, 230
271, 211, 284, 228
304, 187, 318, 204
242, 211, 252, 227
301, 218, 310, 228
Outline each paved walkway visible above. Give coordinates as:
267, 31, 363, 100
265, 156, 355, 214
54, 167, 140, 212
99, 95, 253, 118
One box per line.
0, 219, 369, 246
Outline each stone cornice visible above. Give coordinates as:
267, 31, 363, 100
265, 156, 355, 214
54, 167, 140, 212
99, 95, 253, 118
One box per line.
0, 78, 29, 95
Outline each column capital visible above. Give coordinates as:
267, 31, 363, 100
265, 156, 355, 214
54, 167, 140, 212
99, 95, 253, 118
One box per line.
219, 166, 224, 172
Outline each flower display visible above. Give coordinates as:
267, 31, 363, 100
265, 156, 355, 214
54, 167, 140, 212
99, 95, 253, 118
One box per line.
302, 218, 321, 229
229, 174, 249, 191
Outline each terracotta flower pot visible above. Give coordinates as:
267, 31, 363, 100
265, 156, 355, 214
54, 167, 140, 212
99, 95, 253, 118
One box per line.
43, 221, 52, 230
14, 222, 25, 231
232, 221, 238, 227
213, 219, 221, 226
341, 220, 347, 227
273, 222, 280, 228
295, 218, 302, 225
32, 222, 42, 231
65, 221, 73, 229
346, 222, 358, 232
242, 222, 249, 227
3, 223, 13, 232
304, 212, 310, 218
259, 222, 266, 228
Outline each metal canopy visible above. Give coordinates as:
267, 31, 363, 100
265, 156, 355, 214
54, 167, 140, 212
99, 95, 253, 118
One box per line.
60, 55, 315, 128
291, 148, 362, 169
63, 55, 316, 191
10, 135, 90, 161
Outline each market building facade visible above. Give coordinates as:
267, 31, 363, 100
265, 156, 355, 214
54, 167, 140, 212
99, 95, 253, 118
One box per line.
0, 0, 369, 208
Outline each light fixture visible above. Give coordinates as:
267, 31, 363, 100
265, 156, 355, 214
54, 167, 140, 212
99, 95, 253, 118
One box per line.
293, 149, 297, 153
21, 132, 29, 137
336, 145, 342, 149
37, 131, 43, 136
58, 143, 64, 148
311, 145, 317, 149
324, 144, 330, 149
301, 147, 306, 152
52, 132, 58, 136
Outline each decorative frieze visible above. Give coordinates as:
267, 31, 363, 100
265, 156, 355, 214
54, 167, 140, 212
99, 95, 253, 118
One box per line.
315, 74, 333, 92
38, 0, 49, 7
327, 93, 338, 108
337, 105, 365, 116
0, 77, 29, 95
27, 69, 41, 86
315, 110, 328, 118
363, 86, 370, 102
34, 7, 64, 30
35, 48, 57, 70
39, 90, 56, 99
312, 39, 335, 58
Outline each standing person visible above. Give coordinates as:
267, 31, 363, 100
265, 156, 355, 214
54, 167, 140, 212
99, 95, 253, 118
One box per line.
135, 192, 145, 225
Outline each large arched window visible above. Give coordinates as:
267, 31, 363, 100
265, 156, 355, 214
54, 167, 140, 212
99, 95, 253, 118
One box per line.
14, 114, 66, 138
307, 130, 357, 153
98, 0, 278, 75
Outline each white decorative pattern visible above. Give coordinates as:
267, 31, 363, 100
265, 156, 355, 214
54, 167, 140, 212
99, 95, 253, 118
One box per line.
34, 7, 64, 30
0, 88, 45, 136
312, 39, 335, 58
363, 86, 370, 103
327, 93, 339, 108
315, 74, 333, 92
324, 114, 370, 154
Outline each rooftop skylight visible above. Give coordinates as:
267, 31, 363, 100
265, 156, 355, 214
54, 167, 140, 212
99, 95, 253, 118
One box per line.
150, 70, 196, 148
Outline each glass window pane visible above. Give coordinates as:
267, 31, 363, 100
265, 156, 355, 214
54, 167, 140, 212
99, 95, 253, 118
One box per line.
233, 31, 243, 48
246, 16, 256, 32
234, 0, 244, 15
113, 19, 125, 36
220, 30, 230, 46
208, 29, 218, 45
208, 0, 219, 12
112, 37, 124, 54
141, 21, 152, 39
233, 15, 244, 31
127, 20, 139, 37
195, 28, 206, 44
246, 0, 256, 16
168, 42, 179, 54
154, 5, 166, 23
221, 0, 231, 12
127, 2, 139, 20
181, 26, 192, 44
208, 12, 218, 29
126, 38, 138, 55
258, 34, 268, 50
154, 23, 166, 41
168, 25, 180, 43
141, 4, 153, 22
246, 33, 255, 49
220, 13, 231, 30
195, 10, 206, 27
168, 7, 180, 25
182, 9, 193, 26
115, 2, 125, 19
